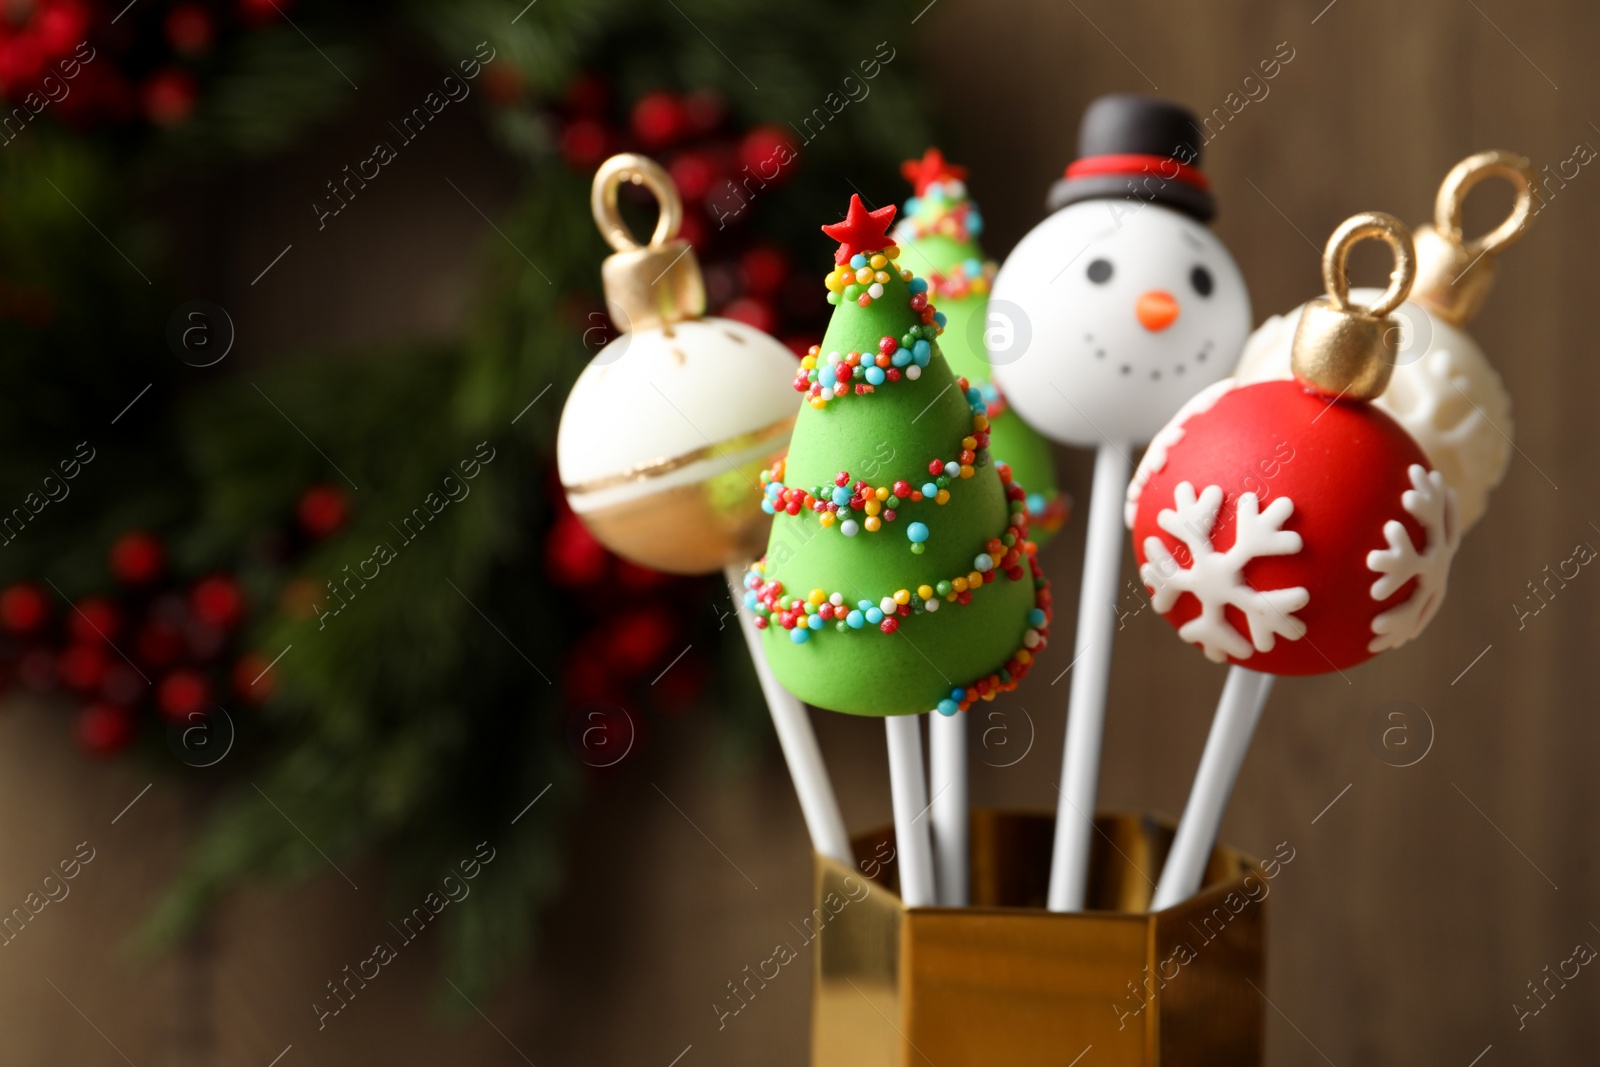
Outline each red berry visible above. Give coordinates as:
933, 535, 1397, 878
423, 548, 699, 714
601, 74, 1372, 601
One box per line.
669, 152, 717, 201
559, 119, 608, 170
76, 704, 135, 757
110, 532, 164, 585
740, 246, 788, 295
0, 583, 48, 633
142, 68, 197, 127
232, 652, 274, 701
191, 576, 244, 629
739, 126, 795, 178
158, 670, 209, 722
722, 297, 776, 336
879, 337, 898, 355
929, 459, 944, 476
165, 3, 214, 54
58, 644, 107, 692
68, 597, 121, 643
879, 617, 899, 634
607, 608, 675, 676
631, 91, 684, 147
297, 484, 348, 538
893, 481, 911, 498
237, 0, 285, 26
546, 513, 608, 586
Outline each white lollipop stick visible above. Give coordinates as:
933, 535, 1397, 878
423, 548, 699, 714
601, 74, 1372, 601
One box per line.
1047, 443, 1131, 912
928, 710, 969, 906
1150, 667, 1275, 911
886, 714, 937, 907
725, 564, 853, 867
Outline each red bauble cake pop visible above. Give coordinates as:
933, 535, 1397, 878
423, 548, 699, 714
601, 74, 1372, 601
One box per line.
1129, 212, 1461, 676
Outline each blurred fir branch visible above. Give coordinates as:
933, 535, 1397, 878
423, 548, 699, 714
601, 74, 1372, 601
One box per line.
0, 0, 934, 1003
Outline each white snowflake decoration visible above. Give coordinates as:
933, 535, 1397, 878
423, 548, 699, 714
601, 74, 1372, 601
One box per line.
1367, 465, 1460, 653
1140, 482, 1310, 664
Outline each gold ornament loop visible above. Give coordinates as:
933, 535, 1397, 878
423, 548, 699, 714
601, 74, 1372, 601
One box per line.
1433, 149, 1536, 258
590, 153, 704, 334
591, 153, 683, 254
1320, 211, 1416, 320
1291, 211, 1417, 402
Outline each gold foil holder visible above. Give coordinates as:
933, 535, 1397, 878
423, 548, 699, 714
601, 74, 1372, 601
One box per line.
591, 153, 706, 333
813, 811, 1266, 1067
1411, 149, 1537, 326
1290, 211, 1416, 401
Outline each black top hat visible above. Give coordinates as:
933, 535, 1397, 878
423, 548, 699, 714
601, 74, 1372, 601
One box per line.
1046, 94, 1215, 222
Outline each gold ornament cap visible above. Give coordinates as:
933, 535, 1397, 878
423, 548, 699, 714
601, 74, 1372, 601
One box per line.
591, 154, 706, 333
1290, 211, 1417, 402
1410, 149, 1537, 326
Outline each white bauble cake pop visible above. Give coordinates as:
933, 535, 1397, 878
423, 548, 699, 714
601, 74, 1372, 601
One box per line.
1234, 294, 1509, 530
557, 155, 798, 574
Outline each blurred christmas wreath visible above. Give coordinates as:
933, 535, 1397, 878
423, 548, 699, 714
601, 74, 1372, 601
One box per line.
0, 0, 931, 999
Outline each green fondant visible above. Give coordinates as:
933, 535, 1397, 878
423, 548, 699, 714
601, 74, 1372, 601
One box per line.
901, 206, 1065, 544
761, 263, 1035, 717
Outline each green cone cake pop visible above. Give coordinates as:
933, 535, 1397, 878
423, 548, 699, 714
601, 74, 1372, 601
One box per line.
892, 150, 1067, 543
743, 195, 1052, 717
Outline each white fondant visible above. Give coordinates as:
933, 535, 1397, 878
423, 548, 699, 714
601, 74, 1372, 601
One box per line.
1234, 291, 1512, 531
1141, 482, 1309, 663
556, 317, 799, 508
989, 202, 1252, 448
1124, 377, 1240, 528
1367, 464, 1460, 653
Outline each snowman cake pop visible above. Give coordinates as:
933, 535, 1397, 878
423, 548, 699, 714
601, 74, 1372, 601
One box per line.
558, 154, 799, 574
990, 96, 1252, 447
1233, 151, 1536, 530
988, 95, 1252, 912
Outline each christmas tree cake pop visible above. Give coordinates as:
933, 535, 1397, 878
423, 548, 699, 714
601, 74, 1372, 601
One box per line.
745, 195, 1051, 718
892, 149, 1067, 543
1233, 151, 1536, 531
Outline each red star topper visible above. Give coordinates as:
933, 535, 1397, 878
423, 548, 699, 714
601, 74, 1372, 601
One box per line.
901, 148, 968, 196
821, 195, 898, 264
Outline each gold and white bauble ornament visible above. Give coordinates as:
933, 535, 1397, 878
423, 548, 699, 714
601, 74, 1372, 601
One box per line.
557, 154, 798, 574
1233, 151, 1535, 530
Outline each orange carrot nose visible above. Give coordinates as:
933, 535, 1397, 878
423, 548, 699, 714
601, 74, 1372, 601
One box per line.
1135, 290, 1180, 332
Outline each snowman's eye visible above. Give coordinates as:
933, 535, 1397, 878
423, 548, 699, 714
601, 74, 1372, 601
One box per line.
1086, 259, 1113, 284
1190, 266, 1214, 297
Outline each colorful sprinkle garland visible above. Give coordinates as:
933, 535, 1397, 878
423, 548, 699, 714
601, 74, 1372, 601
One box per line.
892, 179, 983, 244
762, 380, 992, 552
745, 464, 1053, 717
798, 245, 948, 410
925, 257, 997, 302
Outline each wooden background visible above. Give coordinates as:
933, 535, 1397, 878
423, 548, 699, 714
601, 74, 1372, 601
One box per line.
3, 0, 1597, 1063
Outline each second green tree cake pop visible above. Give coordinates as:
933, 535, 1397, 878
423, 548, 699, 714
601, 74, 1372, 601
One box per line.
744, 195, 1052, 717
892, 149, 1067, 543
